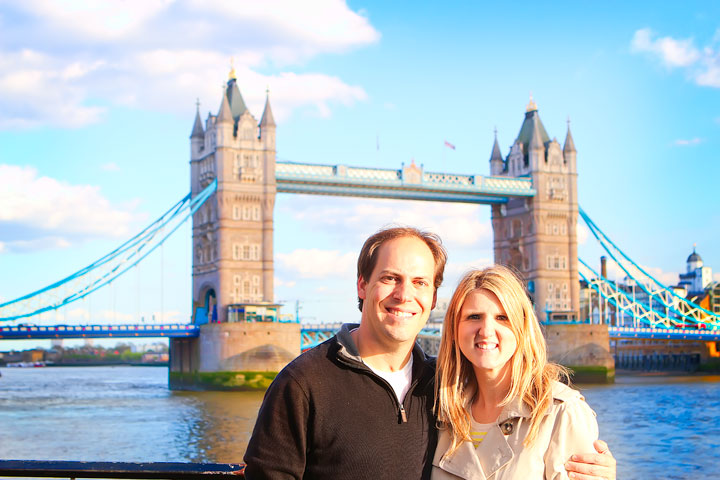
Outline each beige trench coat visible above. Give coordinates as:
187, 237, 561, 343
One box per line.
432, 381, 598, 480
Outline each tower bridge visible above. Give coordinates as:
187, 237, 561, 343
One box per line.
175, 74, 611, 388
3, 72, 719, 387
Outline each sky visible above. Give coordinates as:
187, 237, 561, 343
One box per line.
2, 0, 720, 349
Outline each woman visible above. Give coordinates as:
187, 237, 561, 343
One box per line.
433, 266, 599, 479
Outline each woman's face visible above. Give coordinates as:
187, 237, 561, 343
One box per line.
457, 288, 518, 378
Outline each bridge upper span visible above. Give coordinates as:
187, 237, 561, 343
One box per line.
275, 161, 535, 203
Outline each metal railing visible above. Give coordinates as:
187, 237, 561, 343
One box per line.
0, 460, 244, 479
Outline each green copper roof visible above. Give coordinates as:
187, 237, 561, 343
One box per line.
516, 110, 550, 151
226, 78, 247, 120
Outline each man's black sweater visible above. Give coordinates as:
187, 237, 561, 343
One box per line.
243, 323, 437, 479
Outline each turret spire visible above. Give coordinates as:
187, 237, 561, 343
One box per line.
260, 88, 276, 127
490, 128, 503, 162
190, 98, 204, 138
563, 117, 576, 153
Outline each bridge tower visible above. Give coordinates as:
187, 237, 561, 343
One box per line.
491, 97, 614, 382
170, 70, 300, 390
190, 71, 276, 321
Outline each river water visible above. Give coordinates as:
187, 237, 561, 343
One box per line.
1, 366, 718, 479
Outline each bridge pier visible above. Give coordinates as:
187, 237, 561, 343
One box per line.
169, 322, 300, 391
543, 324, 615, 382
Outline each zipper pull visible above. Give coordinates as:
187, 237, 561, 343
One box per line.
399, 404, 408, 423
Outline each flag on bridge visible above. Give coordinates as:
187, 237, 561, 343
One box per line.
444, 140, 456, 150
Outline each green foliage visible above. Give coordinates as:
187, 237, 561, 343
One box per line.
696, 360, 720, 373
169, 371, 277, 391
567, 365, 615, 384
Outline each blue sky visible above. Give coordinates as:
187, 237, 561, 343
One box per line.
2, 1, 720, 348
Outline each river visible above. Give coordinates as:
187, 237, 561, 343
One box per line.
1, 366, 718, 479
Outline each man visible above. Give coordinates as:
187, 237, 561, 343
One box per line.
244, 227, 615, 479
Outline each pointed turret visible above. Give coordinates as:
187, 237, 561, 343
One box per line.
563, 120, 576, 154
190, 101, 204, 139
490, 128, 504, 175
190, 100, 205, 160
217, 90, 233, 124
215, 87, 235, 147
260, 91, 276, 127
490, 131, 502, 161
259, 89, 276, 149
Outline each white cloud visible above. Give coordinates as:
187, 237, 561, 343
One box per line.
695, 55, 720, 87
0, 164, 145, 252
596, 259, 679, 287
13, 0, 379, 54
277, 248, 355, 279
31, 307, 184, 324
0, 0, 379, 128
13, 0, 173, 41
444, 257, 493, 280
0, 50, 106, 128
631, 27, 720, 90
639, 265, 679, 287
288, 197, 492, 249
577, 222, 589, 245
674, 137, 702, 146
275, 276, 297, 288
593, 257, 678, 287
187, 0, 380, 57
631, 28, 700, 68
101, 162, 121, 172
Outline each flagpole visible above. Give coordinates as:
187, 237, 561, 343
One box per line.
376, 132, 379, 163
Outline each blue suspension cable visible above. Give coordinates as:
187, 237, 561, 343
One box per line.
579, 207, 715, 324
1, 180, 217, 321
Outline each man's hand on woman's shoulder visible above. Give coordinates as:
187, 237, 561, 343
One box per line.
564, 440, 616, 480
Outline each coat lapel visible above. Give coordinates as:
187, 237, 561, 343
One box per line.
436, 424, 514, 479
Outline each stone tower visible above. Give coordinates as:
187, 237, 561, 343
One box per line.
170, 70, 300, 391
189, 70, 277, 324
490, 97, 579, 322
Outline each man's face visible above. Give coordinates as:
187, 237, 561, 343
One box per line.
357, 236, 437, 348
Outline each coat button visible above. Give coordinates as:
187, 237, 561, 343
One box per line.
500, 421, 514, 435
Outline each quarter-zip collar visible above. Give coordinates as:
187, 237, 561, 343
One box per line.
333, 323, 435, 423
334, 323, 434, 383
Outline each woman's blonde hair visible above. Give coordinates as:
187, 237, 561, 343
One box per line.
435, 265, 567, 453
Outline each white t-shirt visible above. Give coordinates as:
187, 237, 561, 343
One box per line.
365, 354, 414, 403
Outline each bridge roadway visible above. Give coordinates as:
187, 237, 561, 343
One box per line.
2, 323, 718, 347
0, 324, 199, 340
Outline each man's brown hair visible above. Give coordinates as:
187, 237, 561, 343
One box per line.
356, 226, 448, 311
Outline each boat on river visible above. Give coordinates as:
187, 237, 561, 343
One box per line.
6, 361, 46, 368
